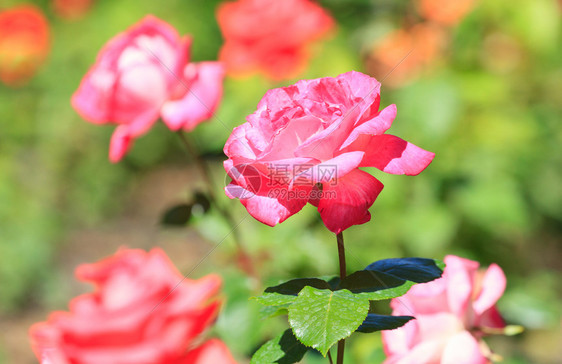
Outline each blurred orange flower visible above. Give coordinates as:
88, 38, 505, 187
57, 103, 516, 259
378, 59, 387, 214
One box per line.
368, 23, 446, 86
0, 5, 50, 86
217, 0, 334, 81
52, 0, 94, 20
416, 0, 477, 26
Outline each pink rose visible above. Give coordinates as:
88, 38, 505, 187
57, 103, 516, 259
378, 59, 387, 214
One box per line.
224, 71, 434, 233
382, 255, 507, 364
72, 15, 225, 162
29, 248, 237, 364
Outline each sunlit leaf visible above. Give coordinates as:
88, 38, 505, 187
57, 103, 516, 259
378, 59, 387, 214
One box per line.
288, 286, 369, 356
250, 329, 309, 364
253, 293, 297, 307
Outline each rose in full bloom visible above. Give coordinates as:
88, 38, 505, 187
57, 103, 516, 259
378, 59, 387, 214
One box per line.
382, 255, 507, 364
416, 0, 477, 26
224, 71, 434, 234
217, 0, 334, 80
0, 5, 50, 86
30, 248, 237, 364
52, 0, 94, 20
72, 15, 225, 162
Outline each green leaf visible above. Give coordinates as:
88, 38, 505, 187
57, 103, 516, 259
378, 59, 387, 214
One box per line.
364, 258, 444, 283
160, 204, 192, 226
356, 281, 415, 301
338, 270, 414, 301
253, 293, 297, 307
253, 278, 331, 316
435, 259, 446, 272
356, 314, 414, 333
191, 191, 212, 214
257, 305, 289, 320
265, 278, 331, 295
288, 286, 369, 356
250, 329, 309, 364
339, 270, 405, 292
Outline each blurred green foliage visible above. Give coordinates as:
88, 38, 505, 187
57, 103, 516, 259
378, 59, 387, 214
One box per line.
0, 0, 561, 363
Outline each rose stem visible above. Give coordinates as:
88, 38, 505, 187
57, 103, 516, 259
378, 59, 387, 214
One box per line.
327, 350, 334, 364
176, 130, 256, 278
336, 231, 347, 364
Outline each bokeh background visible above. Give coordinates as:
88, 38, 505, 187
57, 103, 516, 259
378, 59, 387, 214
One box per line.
1, 0, 561, 363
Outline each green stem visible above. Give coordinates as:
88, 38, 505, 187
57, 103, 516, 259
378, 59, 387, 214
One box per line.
336, 232, 346, 364
177, 130, 218, 202
176, 131, 256, 278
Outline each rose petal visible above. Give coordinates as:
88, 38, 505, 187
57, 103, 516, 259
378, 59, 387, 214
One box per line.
444, 255, 479, 317
441, 331, 488, 364
161, 61, 225, 131
109, 125, 133, 163
180, 339, 238, 364
473, 263, 506, 315
339, 71, 381, 104
316, 169, 383, 234
225, 180, 311, 227
223, 123, 264, 164
384, 339, 445, 364
71, 67, 116, 124
261, 115, 324, 161
107, 108, 158, 163
476, 305, 506, 329
340, 104, 397, 149
295, 104, 362, 161
393, 280, 449, 315
111, 61, 168, 120
415, 312, 463, 341
359, 134, 435, 175
292, 151, 364, 185
382, 319, 419, 357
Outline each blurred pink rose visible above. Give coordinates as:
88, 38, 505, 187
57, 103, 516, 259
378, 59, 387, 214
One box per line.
217, 0, 334, 80
382, 255, 507, 364
30, 248, 237, 364
72, 15, 225, 162
224, 71, 434, 233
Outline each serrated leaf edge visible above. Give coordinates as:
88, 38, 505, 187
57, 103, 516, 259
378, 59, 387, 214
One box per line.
288, 287, 369, 357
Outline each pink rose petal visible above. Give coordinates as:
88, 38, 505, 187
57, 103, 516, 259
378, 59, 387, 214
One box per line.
316, 169, 383, 233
